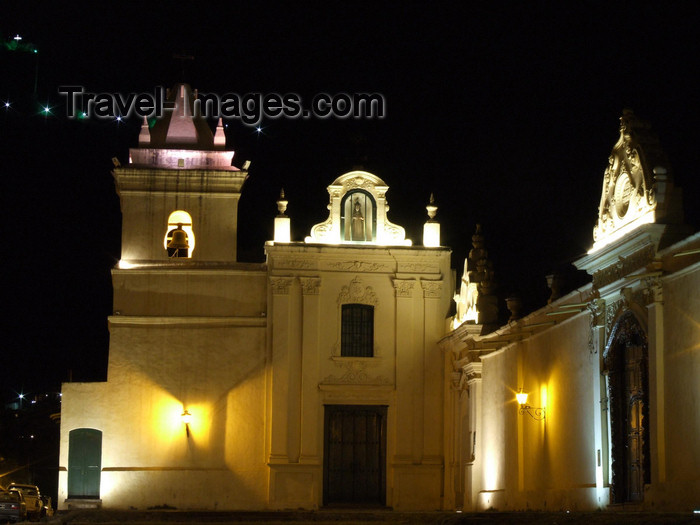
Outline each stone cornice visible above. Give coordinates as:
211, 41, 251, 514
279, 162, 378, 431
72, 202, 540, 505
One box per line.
108, 316, 266, 328
113, 167, 247, 194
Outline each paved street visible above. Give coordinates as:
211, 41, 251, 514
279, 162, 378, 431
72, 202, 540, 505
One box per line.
46, 509, 700, 525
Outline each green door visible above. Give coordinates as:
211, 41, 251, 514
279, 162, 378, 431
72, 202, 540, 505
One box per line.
68, 429, 102, 498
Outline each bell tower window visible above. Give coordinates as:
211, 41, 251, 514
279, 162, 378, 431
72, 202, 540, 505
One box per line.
341, 190, 376, 242
164, 210, 195, 258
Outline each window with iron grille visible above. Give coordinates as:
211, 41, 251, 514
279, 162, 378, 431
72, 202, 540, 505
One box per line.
341, 304, 374, 357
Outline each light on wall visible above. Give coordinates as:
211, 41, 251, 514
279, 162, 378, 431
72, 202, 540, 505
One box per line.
516, 389, 545, 420
181, 409, 192, 437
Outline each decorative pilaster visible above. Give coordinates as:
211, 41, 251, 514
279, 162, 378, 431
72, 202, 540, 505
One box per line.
270, 276, 293, 295
420, 279, 442, 298
393, 278, 415, 298
299, 277, 321, 295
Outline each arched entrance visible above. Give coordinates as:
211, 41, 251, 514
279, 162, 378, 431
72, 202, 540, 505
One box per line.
604, 311, 650, 503
68, 428, 102, 499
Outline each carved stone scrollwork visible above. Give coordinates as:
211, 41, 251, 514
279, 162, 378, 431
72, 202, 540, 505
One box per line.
421, 279, 443, 298
275, 258, 315, 270
299, 277, 321, 295
338, 276, 379, 306
605, 299, 623, 336
592, 244, 655, 289
587, 299, 606, 354
642, 276, 663, 304
591, 111, 670, 253
399, 263, 438, 274
450, 371, 462, 391
321, 358, 391, 385
328, 261, 388, 272
270, 277, 294, 295
392, 278, 415, 298
345, 176, 374, 190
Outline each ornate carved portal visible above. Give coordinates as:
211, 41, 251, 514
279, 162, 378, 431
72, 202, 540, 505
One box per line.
604, 312, 650, 504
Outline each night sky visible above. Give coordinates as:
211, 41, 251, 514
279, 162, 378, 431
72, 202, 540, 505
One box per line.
2, 3, 698, 402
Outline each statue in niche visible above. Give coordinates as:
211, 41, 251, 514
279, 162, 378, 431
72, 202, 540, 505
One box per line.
351, 198, 366, 241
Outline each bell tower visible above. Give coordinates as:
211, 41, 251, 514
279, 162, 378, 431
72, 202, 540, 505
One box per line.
113, 84, 248, 265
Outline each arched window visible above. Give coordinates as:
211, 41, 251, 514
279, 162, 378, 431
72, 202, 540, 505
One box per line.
164, 210, 195, 258
341, 190, 376, 242
341, 303, 374, 357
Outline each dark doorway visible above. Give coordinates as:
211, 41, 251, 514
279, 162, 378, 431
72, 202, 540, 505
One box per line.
604, 312, 650, 503
323, 405, 387, 506
67, 428, 102, 499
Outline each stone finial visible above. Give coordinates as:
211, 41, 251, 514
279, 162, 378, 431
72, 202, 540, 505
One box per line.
274, 188, 291, 243
138, 117, 150, 145
423, 193, 440, 247
546, 273, 562, 304
466, 224, 498, 333
213, 118, 226, 147
277, 189, 288, 216
426, 193, 438, 221
505, 295, 523, 322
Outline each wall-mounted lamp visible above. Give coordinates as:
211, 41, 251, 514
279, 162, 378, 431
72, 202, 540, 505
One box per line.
516, 389, 545, 420
181, 409, 192, 437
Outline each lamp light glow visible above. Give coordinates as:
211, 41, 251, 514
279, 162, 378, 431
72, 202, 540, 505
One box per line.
181, 409, 192, 437
516, 388, 545, 420
515, 389, 528, 406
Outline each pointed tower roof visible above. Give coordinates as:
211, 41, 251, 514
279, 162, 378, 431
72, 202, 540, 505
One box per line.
127, 84, 237, 170
148, 84, 217, 149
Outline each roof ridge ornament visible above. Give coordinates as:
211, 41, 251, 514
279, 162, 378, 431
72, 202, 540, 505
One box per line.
589, 110, 680, 254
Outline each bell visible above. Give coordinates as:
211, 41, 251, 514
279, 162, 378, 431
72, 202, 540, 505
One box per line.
167, 224, 189, 257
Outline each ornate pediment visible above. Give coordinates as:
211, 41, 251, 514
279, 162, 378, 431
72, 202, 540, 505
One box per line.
337, 276, 378, 306
305, 171, 411, 246
590, 110, 676, 253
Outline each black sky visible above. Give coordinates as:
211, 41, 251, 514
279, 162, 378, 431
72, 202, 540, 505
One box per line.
1, 3, 698, 402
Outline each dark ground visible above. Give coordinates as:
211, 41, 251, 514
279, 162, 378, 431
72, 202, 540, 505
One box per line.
44, 509, 700, 525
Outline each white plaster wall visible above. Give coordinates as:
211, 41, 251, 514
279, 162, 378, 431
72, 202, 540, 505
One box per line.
477, 313, 599, 511
649, 266, 700, 509
112, 269, 267, 316
519, 315, 598, 510
59, 323, 267, 510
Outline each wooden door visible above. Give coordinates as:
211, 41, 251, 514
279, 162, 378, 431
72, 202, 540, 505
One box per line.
625, 344, 645, 502
323, 405, 387, 506
605, 312, 650, 504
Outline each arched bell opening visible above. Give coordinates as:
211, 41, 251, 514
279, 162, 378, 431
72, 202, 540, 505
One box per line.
164, 210, 195, 258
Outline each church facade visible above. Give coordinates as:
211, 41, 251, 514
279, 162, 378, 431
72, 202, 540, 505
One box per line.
58, 88, 699, 512
58, 84, 453, 510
